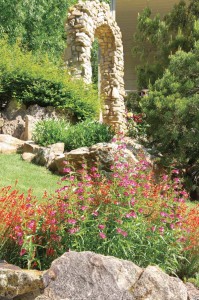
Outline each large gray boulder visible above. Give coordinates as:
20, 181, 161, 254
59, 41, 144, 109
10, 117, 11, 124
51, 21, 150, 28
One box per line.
36, 251, 142, 300
35, 251, 188, 300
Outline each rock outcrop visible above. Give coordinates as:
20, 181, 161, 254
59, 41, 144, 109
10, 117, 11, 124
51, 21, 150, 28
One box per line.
0, 252, 197, 300
22, 139, 149, 174
0, 134, 24, 154
0, 101, 71, 140
0, 262, 43, 300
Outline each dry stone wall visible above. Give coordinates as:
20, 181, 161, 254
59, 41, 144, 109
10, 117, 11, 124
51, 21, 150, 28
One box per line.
65, 0, 126, 132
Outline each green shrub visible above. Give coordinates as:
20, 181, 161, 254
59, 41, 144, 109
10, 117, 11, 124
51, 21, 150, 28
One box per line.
33, 119, 70, 147
0, 38, 100, 120
64, 120, 114, 151
33, 119, 114, 151
140, 42, 199, 167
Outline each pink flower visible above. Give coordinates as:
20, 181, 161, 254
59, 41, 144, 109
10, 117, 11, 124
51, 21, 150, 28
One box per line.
170, 224, 175, 230
177, 236, 186, 243
123, 192, 129, 196
160, 212, 168, 217
81, 206, 87, 211
116, 228, 128, 237
16, 232, 23, 237
92, 211, 99, 217
27, 220, 36, 230
162, 175, 168, 181
98, 224, 105, 230
67, 219, 77, 224
113, 173, 119, 178
126, 211, 136, 218
178, 198, 185, 203
20, 248, 26, 256
18, 239, 24, 246
68, 227, 79, 234
172, 169, 179, 174
174, 177, 180, 183
99, 232, 106, 239
92, 173, 101, 178
63, 168, 71, 173
50, 210, 56, 216
151, 226, 156, 232
50, 218, 57, 225
91, 166, 98, 172
159, 227, 164, 234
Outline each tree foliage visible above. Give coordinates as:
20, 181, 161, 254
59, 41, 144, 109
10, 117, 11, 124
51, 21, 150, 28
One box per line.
0, 0, 110, 60
133, 0, 199, 89
140, 42, 199, 167
0, 0, 78, 58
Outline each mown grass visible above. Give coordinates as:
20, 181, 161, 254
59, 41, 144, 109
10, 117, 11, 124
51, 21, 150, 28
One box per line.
0, 154, 60, 198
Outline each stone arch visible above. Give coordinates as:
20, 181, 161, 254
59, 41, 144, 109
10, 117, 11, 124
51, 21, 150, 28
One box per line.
65, 0, 126, 132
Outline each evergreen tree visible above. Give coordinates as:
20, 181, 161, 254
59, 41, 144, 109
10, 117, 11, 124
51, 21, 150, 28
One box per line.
133, 0, 199, 89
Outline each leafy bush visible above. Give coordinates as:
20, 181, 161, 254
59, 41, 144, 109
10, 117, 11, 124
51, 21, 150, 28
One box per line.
0, 38, 100, 120
33, 119, 70, 147
33, 119, 114, 151
1, 139, 198, 278
140, 42, 199, 167
63, 120, 114, 151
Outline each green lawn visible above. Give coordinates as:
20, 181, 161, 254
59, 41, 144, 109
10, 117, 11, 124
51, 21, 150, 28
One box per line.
0, 154, 61, 198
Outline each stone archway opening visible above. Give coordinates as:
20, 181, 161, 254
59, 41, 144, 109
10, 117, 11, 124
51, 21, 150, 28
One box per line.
94, 24, 116, 125
65, 0, 126, 132
91, 38, 99, 86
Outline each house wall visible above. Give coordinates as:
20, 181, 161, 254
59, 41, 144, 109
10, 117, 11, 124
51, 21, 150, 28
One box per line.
115, 0, 189, 91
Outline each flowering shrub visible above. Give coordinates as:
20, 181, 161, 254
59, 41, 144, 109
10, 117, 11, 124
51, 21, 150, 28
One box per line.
183, 204, 199, 253
175, 203, 199, 280
126, 111, 149, 140
0, 140, 197, 276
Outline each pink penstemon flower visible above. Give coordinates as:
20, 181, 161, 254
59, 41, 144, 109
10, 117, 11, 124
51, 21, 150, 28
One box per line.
99, 232, 106, 239
116, 228, 128, 237
67, 219, 77, 224
98, 224, 105, 230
